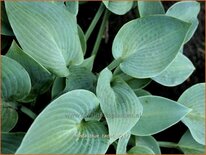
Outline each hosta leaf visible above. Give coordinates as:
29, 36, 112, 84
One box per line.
166, 1, 200, 43
102, 1, 133, 15
135, 136, 161, 154
134, 89, 151, 97
152, 53, 195, 87
96, 68, 143, 143
1, 2, 13, 36
112, 15, 190, 78
66, 1, 79, 15
2, 55, 31, 101
64, 67, 96, 93
2, 132, 25, 154
79, 55, 95, 71
178, 130, 205, 154
128, 145, 155, 154
7, 41, 54, 102
51, 77, 65, 99
137, 1, 165, 17
16, 90, 109, 154
78, 25, 87, 55
131, 96, 191, 136
5, 2, 83, 77
178, 83, 205, 145
2, 101, 18, 132
116, 132, 131, 154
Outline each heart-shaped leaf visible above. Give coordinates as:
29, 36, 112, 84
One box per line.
5, 2, 83, 77
137, 1, 165, 17
131, 96, 191, 136
134, 136, 161, 154
7, 41, 54, 102
166, 1, 200, 43
2, 55, 31, 101
152, 53, 195, 87
116, 132, 131, 154
16, 90, 109, 154
112, 15, 190, 78
178, 130, 205, 154
2, 132, 25, 154
128, 145, 155, 154
96, 68, 143, 143
102, 1, 133, 15
66, 1, 79, 15
178, 83, 205, 145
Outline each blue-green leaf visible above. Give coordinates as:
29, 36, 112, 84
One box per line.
152, 53, 195, 87
66, 1, 79, 15
112, 15, 190, 78
96, 68, 143, 143
102, 1, 133, 15
178, 83, 205, 145
128, 145, 155, 154
166, 1, 200, 43
7, 41, 54, 102
131, 96, 191, 136
78, 25, 87, 55
16, 90, 109, 154
2, 55, 31, 101
51, 77, 65, 99
138, 1, 165, 17
2, 132, 25, 154
134, 89, 151, 97
5, 2, 83, 77
116, 132, 131, 154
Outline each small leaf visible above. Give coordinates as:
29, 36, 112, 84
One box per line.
178, 130, 205, 154
2, 55, 31, 101
7, 41, 54, 102
66, 1, 79, 16
5, 2, 83, 77
152, 53, 195, 87
178, 83, 205, 145
138, 1, 165, 17
131, 96, 191, 136
2, 101, 18, 132
135, 136, 161, 154
116, 132, 131, 154
166, 1, 200, 42
112, 15, 190, 78
96, 68, 143, 143
79, 55, 95, 71
16, 90, 109, 154
64, 66, 96, 93
51, 77, 66, 99
78, 25, 87, 55
128, 145, 155, 154
2, 132, 25, 154
102, 1, 133, 15
134, 89, 151, 97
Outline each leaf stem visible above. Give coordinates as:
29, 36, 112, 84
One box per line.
85, 3, 105, 41
107, 58, 122, 71
158, 141, 178, 149
91, 9, 110, 57
20, 106, 37, 120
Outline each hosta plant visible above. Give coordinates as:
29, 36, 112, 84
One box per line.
1, 1, 205, 154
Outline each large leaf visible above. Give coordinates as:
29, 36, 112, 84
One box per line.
5, 2, 83, 77
2, 132, 25, 154
51, 77, 66, 99
1, 2, 13, 36
16, 90, 109, 154
116, 132, 131, 154
2, 55, 31, 101
2, 101, 18, 132
135, 136, 161, 154
7, 41, 54, 102
112, 15, 190, 78
178, 130, 205, 154
131, 96, 191, 136
152, 53, 195, 86
66, 1, 79, 16
102, 1, 133, 15
137, 1, 165, 17
178, 83, 205, 145
128, 145, 155, 154
166, 1, 200, 43
134, 89, 151, 97
96, 68, 143, 143
64, 66, 96, 93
